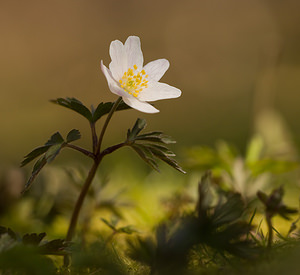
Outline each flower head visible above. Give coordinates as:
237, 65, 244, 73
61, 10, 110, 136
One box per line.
101, 36, 181, 113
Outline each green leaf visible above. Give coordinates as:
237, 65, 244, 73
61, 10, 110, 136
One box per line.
45, 143, 63, 163
22, 156, 47, 193
127, 118, 147, 141
45, 132, 64, 146
66, 129, 81, 143
212, 193, 244, 227
91, 100, 131, 123
22, 233, 46, 246
39, 239, 70, 256
21, 145, 51, 167
249, 159, 299, 176
51, 97, 92, 121
132, 144, 159, 171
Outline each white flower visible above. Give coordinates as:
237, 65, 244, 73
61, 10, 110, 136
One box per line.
101, 36, 181, 113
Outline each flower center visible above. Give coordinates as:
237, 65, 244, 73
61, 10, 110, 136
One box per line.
119, 64, 149, 97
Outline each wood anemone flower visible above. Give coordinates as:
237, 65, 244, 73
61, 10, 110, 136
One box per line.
101, 36, 181, 113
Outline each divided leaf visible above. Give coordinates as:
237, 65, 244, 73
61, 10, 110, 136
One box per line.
21, 130, 81, 192
127, 118, 185, 174
91, 100, 131, 123
51, 97, 131, 123
50, 97, 92, 121
66, 129, 81, 143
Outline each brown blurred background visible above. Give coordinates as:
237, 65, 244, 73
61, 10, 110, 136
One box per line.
1, 0, 300, 164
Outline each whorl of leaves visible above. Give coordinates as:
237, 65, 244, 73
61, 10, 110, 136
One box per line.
126, 118, 185, 174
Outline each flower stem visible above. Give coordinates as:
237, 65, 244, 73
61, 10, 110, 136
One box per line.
64, 96, 123, 267
96, 97, 122, 154
266, 214, 273, 248
64, 143, 95, 159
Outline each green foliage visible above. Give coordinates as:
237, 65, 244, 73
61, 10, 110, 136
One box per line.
0, 226, 70, 275
257, 186, 298, 220
127, 172, 260, 274
21, 130, 81, 193
127, 118, 185, 173
50, 97, 131, 123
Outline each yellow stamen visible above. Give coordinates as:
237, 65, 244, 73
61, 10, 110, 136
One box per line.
118, 65, 149, 97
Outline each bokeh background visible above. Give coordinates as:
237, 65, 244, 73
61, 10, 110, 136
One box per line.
1, 0, 300, 162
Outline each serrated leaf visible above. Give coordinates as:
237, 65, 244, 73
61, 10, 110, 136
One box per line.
21, 145, 51, 167
22, 156, 47, 193
128, 118, 147, 141
45, 144, 63, 163
135, 134, 176, 145
66, 129, 81, 143
155, 154, 186, 174
91, 100, 131, 123
51, 97, 92, 121
45, 132, 64, 146
21, 132, 65, 167
146, 144, 176, 157
132, 144, 160, 171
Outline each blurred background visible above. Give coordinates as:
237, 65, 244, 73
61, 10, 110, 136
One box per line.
1, 0, 300, 163
0, 0, 300, 239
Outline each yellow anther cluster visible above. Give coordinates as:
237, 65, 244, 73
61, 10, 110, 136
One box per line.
119, 65, 149, 97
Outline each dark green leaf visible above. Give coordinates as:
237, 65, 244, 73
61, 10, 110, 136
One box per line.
51, 97, 92, 121
39, 239, 70, 255
45, 143, 63, 163
45, 132, 64, 146
132, 144, 159, 171
212, 193, 244, 226
21, 145, 51, 167
91, 100, 131, 123
22, 156, 47, 193
127, 118, 147, 141
66, 129, 81, 143
154, 153, 185, 174
22, 233, 46, 246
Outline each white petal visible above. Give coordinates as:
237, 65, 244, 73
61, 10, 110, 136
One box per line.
138, 81, 181, 102
101, 61, 128, 97
125, 36, 143, 69
143, 59, 170, 81
122, 96, 159, 113
109, 40, 127, 80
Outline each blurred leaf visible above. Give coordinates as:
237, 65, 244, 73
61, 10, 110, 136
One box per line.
50, 97, 92, 121
91, 100, 131, 123
245, 135, 264, 163
22, 233, 46, 246
0, 227, 17, 240
249, 159, 299, 176
101, 218, 116, 231
212, 193, 244, 227
39, 239, 70, 256
258, 186, 298, 220
66, 129, 81, 143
